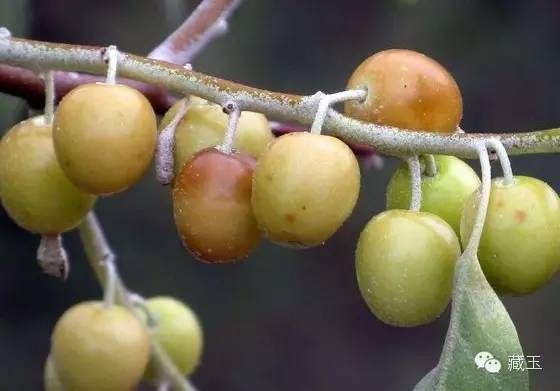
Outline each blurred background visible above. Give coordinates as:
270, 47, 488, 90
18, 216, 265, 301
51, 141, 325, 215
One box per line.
1, 0, 560, 389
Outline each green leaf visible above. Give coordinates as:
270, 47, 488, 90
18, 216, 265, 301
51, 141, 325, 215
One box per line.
413, 251, 529, 391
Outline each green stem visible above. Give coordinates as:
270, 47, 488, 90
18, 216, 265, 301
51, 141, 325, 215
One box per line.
2, 35, 560, 158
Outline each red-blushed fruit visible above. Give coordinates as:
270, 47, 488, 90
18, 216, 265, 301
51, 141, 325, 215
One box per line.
51, 301, 149, 391
345, 49, 462, 133
251, 132, 360, 247
461, 176, 560, 295
0, 116, 95, 234
356, 209, 460, 327
143, 297, 203, 380
53, 82, 157, 195
173, 148, 261, 262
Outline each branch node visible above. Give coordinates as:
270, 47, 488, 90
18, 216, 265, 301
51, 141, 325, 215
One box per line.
310, 89, 367, 134
37, 235, 69, 280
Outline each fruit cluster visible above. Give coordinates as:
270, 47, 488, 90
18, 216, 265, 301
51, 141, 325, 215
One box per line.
1, 47, 559, 389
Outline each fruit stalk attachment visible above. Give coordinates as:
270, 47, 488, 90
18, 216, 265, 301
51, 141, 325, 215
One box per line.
103, 45, 119, 85
40, 70, 55, 125
217, 100, 240, 154
407, 155, 422, 212
423, 154, 437, 177
310, 89, 367, 134
486, 139, 514, 186
156, 97, 189, 185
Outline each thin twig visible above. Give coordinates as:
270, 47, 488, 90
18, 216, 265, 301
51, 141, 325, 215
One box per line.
217, 100, 240, 154
310, 89, 366, 134
41, 70, 55, 124
78, 213, 196, 391
149, 0, 243, 64
423, 155, 438, 177
486, 139, 514, 185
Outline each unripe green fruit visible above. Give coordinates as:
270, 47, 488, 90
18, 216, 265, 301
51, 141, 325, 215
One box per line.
461, 176, 560, 294
54, 82, 157, 195
386, 155, 480, 235
160, 98, 274, 173
0, 117, 95, 234
252, 132, 360, 247
356, 209, 460, 326
44, 355, 63, 391
51, 301, 150, 391
345, 49, 462, 133
144, 297, 203, 380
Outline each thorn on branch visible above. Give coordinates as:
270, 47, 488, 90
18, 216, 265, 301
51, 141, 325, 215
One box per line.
37, 235, 69, 280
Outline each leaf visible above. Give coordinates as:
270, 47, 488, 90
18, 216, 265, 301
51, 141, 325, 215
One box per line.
413, 251, 529, 391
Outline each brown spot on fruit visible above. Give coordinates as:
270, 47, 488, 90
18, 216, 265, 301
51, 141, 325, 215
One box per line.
286, 214, 296, 223
514, 210, 527, 223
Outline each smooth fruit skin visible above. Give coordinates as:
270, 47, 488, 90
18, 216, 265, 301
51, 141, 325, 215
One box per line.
386, 155, 480, 235
0, 117, 95, 234
53, 83, 157, 195
345, 49, 462, 133
44, 355, 63, 391
173, 149, 261, 262
160, 98, 274, 173
461, 176, 560, 295
252, 132, 360, 247
144, 297, 203, 380
51, 301, 150, 391
356, 210, 460, 327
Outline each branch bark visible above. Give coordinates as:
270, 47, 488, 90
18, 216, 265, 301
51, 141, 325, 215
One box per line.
1, 35, 560, 159
149, 0, 243, 64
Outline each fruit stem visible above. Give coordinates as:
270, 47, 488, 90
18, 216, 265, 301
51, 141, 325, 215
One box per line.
156, 97, 189, 185
41, 70, 55, 125
407, 155, 422, 212
422, 154, 438, 177
310, 89, 367, 134
78, 212, 197, 391
103, 45, 119, 85
36, 234, 69, 280
486, 139, 514, 185
217, 100, 240, 154
103, 259, 117, 308
463, 144, 491, 256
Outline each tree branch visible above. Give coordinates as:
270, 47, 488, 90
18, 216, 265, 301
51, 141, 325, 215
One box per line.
0, 64, 176, 114
149, 0, 243, 64
1, 35, 560, 159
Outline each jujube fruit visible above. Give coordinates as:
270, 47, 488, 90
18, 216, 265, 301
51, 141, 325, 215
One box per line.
386, 155, 480, 235
173, 148, 261, 262
461, 176, 560, 295
44, 355, 63, 391
345, 49, 462, 133
51, 301, 150, 391
0, 116, 95, 234
160, 98, 274, 174
356, 209, 460, 326
252, 132, 360, 247
53, 82, 157, 195
143, 297, 203, 380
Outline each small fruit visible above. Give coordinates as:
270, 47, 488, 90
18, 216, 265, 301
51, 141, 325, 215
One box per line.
44, 355, 63, 391
345, 49, 462, 133
461, 176, 560, 294
386, 155, 480, 235
356, 209, 460, 327
144, 297, 203, 380
173, 148, 261, 262
0, 117, 95, 234
53, 82, 157, 195
252, 132, 360, 247
160, 98, 274, 173
51, 301, 150, 391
